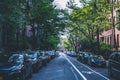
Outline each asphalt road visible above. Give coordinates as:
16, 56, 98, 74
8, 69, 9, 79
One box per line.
30, 52, 116, 80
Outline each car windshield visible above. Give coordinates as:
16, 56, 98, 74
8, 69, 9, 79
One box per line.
40, 52, 45, 56
93, 56, 104, 60
8, 55, 23, 64
28, 53, 37, 59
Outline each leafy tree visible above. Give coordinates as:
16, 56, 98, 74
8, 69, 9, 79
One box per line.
65, 0, 111, 54
0, 0, 65, 52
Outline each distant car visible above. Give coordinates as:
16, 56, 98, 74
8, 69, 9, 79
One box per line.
88, 55, 106, 67
47, 51, 56, 59
77, 52, 84, 62
0, 54, 32, 80
108, 52, 120, 79
69, 51, 77, 57
27, 51, 42, 72
39, 51, 49, 66
82, 52, 93, 63
66, 51, 70, 55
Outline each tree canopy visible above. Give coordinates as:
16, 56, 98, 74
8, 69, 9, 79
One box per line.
64, 0, 120, 54
0, 0, 65, 52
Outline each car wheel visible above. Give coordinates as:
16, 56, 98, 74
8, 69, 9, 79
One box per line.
36, 65, 40, 72
89, 62, 92, 66
21, 74, 26, 80
108, 66, 113, 77
28, 68, 33, 78
16, 74, 25, 80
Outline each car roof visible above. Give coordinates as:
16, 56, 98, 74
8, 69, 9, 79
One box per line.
112, 52, 120, 54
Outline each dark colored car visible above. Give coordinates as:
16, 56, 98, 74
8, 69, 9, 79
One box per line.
27, 51, 42, 72
39, 51, 49, 66
82, 52, 93, 63
0, 54, 32, 80
48, 51, 56, 59
70, 51, 77, 57
88, 55, 106, 67
108, 52, 120, 79
77, 52, 84, 62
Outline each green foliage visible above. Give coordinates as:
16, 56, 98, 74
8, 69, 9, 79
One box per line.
100, 42, 111, 54
65, 0, 113, 54
62, 40, 72, 50
0, 0, 65, 51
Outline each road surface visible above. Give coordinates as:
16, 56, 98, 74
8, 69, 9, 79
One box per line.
30, 52, 115, 80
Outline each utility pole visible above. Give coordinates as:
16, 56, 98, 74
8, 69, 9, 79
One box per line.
111, 0, 118, 51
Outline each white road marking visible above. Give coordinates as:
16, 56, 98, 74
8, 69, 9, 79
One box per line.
81, 71, 94, 74
71, 67, 79, 80
77, 60, 110, 80
62, 53, 87, 80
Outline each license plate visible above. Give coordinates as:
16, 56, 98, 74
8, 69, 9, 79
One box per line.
0, 77, 2, 80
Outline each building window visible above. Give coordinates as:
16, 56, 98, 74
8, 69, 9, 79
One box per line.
110, 35, 112, 44
107, 37, 109, 44
101, 37, 104, 42
117, 34, 119, 47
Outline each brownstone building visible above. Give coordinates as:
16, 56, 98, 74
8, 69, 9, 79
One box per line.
100, 28, 120, 50
99, 0, 120, 50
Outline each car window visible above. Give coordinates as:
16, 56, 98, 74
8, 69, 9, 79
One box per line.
109, 54, 115, 60
28, 53, 37, 59
8, 55, 23, 64
118, 56, 120, 63
114, 54, 120, 62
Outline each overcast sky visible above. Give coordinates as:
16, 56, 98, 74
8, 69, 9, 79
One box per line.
53, 0, 80, 9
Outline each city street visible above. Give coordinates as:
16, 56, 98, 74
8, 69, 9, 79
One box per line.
1, 0, 120, 80
30, 52, 115, 80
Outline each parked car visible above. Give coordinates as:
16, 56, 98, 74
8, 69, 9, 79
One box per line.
108, 52, 120, 79
88, 55, 106, 67
77, 52, 84, 62
0, 54, 32, 80
47, 51, 56, 60
68, 51, 77, 57
27, 51, 42, 72
66, 51, 70, 55
45, 51, 52, 62
82, 52, 93, 63
39, 51, 49, 66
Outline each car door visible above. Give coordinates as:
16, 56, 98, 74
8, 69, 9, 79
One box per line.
113, 53, 120, 73
110, 53, 120, 73
24, 58, 32, 77
37, 53, 42, 68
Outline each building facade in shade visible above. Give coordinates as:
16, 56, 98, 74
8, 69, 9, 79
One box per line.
100, 0, 120, 50
99, 28, 120, 50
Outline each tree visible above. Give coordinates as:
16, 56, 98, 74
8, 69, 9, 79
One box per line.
64, 0, 111, 54
0, 0, 65, 52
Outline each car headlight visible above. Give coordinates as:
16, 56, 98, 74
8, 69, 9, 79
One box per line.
91, 59, 95, 62
9, 68, 22, 75
12, 68, 21, 72
32, 59, 37, 64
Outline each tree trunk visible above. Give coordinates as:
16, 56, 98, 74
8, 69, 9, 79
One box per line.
97, 28, 100, 54
31, 23, 37, 49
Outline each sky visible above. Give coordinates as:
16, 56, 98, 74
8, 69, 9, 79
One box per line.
53, 0, 80, 9
53, 0, 69, 9
53, 0, 81, 39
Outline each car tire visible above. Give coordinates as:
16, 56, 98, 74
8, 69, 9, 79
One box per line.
28, 68, 33, 78
36, 65, 40, 72
108, 66, 113, 77
89, 62, 92, 66
16, 74, 25, 80
21, 74, 26, 80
